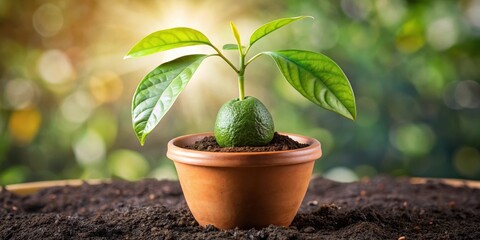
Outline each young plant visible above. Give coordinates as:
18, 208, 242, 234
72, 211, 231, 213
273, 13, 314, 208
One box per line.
125, 16, 356, 146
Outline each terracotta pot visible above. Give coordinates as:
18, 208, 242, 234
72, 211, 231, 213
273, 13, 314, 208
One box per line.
166, 132, 322, 229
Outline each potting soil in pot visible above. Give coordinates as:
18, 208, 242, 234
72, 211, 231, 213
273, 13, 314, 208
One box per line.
1, 177, 480, 239
184, 132, 309, 152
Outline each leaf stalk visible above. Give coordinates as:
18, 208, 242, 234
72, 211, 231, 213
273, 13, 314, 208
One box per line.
211, 45, 239, 73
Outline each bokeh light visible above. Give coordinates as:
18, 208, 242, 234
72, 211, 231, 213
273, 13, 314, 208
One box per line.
454, 147, 480, 178
60, 91, 95, 124
375, 0, 406, 28
8, 108, 42, 145
89, 72, 124, 104
426, 17, 458, 51
444, 80, 480, 110
107, 150, 149, 180
389, 123, 436, 157
465, 0, 480, 30
324, 167, 359, 183
454, 80, 480, 109
32, 3, 63, 37
4, 79, 39, 109
73, 129, 106, 166
396, 19, 425, 53
341, 0, 372, 21
36, 50, 76, 96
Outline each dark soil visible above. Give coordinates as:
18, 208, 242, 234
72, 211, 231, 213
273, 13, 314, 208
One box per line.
184, 132, 309, 152
1, 177, 480, 239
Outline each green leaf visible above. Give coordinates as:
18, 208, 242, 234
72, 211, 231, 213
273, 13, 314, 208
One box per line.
132, 54, 210, 145
264, 50, 356, 120
125, 27, 211, 58
222, 44, 246, 50
249, 16, 313, 47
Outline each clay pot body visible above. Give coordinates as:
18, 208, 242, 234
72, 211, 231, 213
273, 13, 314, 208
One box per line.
167, 133, 322, 229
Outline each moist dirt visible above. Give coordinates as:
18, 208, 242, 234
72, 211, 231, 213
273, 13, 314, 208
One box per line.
1, 177, 480, 239
184, 132, 309, 152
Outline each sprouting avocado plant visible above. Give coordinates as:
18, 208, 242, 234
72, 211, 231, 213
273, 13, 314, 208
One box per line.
125, 16, 356, 147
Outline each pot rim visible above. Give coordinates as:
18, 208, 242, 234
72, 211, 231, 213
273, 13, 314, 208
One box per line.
167, 132, 322, 167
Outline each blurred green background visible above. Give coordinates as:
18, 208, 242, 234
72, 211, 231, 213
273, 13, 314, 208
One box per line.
1, 0, 479, 185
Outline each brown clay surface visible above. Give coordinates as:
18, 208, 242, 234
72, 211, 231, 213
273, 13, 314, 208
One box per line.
184, 132, 309, 152
1, 177, 480, 239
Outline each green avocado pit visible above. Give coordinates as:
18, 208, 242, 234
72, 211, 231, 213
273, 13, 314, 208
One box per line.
214, 96, 274, 147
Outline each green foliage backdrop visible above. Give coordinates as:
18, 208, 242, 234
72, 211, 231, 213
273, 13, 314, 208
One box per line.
0, 0, 479, 184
